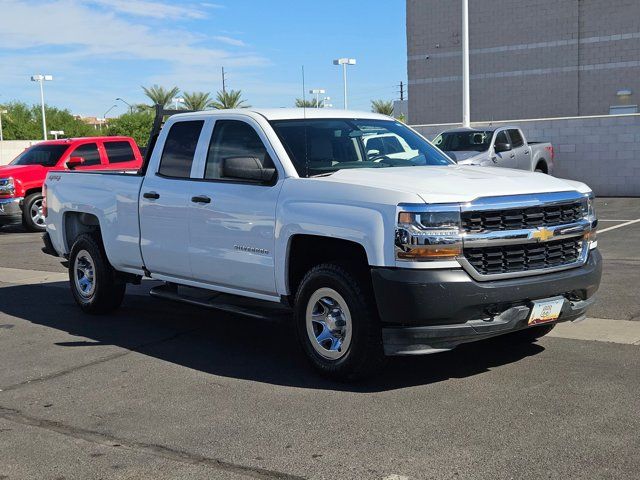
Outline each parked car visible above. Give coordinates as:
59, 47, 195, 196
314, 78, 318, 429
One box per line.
0, 137, 142, 231
433, 126, 554, 173
43, 108, 601, 380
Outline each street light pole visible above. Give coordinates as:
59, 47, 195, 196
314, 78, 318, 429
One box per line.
309, 89, 326, 108
333, 58, 356, 109
462, 0, 471, 127
116, 97, 133, 113
101, 104, 117, 131
0, 109, 6, 142
31, 74, 53, 140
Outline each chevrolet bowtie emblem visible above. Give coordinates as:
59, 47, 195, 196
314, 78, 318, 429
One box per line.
530, 227, 554, 242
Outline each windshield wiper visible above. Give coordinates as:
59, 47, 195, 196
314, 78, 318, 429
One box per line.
309, 172, 335, 178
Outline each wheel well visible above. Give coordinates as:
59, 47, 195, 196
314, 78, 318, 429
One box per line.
287, 235, 369, 297
535, 160, 548, 173
24, 187, 42, 198
64, 212, 101, 252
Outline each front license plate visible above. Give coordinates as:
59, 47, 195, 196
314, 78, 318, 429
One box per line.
528, 297, 565, 325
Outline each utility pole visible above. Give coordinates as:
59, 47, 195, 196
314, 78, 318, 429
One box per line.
221, 67, 226, 94
461, 0, 471, 127
399, 81, 404, 101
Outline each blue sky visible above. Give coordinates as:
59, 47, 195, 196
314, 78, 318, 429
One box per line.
0, 0, 406, 117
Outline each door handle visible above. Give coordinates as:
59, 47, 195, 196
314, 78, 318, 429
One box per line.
510, 154, 515, 158
191, 195, 211, 204
143, 191, 160, 200
524, 150, 530, 154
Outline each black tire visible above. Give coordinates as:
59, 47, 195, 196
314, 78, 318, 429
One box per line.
68, 234, 126, 314
294, 263, 384, 381
509, 324, 555, 343
22, 192, 46, 232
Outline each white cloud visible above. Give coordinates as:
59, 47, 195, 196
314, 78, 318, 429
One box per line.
213, 36, 247, 47
88, 0, 208, 19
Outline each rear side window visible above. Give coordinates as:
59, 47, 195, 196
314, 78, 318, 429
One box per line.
158, 121, 204, 178
105, 141, 135, 164
70, 143, 101, 166
508, 129, 524, 148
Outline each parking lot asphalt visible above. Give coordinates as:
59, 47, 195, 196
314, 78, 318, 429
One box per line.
0, 197, 638, 479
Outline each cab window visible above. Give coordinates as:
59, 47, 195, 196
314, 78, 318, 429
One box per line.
158, 121, 204, 178
70, 143, 101, 166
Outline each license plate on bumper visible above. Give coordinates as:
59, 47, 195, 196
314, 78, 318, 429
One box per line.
528, 297, 565, 325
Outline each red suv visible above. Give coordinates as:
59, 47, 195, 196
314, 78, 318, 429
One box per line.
0, 137, 142, 231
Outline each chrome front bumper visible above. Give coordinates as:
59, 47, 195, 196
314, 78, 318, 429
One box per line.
0, 197, 23, 224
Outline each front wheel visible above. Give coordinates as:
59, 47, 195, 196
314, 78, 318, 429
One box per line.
22, 193, 46, 232
69, 234, 126, 314
294, 263, 383, 381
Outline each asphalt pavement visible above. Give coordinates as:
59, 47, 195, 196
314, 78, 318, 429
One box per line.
0, 197, 638, 479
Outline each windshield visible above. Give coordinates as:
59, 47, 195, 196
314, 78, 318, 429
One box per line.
269, 118, 453, 177
433, 130, 493, 152
10, 144, 69, 167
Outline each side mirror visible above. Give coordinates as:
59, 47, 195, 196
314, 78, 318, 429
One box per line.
367, 149, 381, 157
494, 142, 512, 153
66, 156, 85, 169
222, 156, 276, 183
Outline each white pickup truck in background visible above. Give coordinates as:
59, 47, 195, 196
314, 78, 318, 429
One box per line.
42, 107, 601, 380
433, 126, 555, 174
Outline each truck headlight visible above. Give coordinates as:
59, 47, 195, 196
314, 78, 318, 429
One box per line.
0, 178, 15, 196
395, 205, 462, 261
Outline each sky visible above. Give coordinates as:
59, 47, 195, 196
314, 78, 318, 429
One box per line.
0, 0, 407, 117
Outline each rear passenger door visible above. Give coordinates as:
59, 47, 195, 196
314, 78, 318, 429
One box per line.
103, 140, 140, 169
139, 119, 206, 279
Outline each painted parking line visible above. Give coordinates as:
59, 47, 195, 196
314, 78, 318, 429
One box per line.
597, 218, 640, 234
549, 317, 640, 345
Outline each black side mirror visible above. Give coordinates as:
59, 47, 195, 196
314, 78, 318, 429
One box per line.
494, 142, 512, 153
222, 156, 276, 183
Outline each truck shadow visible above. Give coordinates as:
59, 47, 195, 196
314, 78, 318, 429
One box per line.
0, 282, 545, 393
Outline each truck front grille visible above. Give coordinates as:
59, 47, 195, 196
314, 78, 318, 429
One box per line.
463, 238, 583, 275
461, 201, 585, 233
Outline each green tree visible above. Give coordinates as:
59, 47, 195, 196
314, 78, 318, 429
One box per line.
370, 99, 394, 116
211, 89, 249, 109
295, 98, 323, 108
106, 110, 154, 146
0, 101, 94, 140
182, 91, 214, 110
141, 85, 181, 108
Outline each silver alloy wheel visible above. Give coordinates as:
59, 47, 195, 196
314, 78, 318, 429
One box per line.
30, 198, 45, 226
73, 249, 96, 299
305, 287, 352, 360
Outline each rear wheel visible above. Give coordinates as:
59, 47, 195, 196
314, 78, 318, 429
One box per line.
22, 193, 46, 232
294, 263, 383, 381
69, 234, 126, 314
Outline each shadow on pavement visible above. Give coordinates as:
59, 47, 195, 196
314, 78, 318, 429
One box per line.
0, 281, 544, 393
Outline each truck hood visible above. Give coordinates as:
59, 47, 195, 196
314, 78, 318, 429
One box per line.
0, 164, 47, 179
444, 151, 488, 163
321, 166, 590, 204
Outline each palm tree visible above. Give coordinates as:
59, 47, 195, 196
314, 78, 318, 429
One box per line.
211, 89, 249, 109
371, 99, 394, 116
141, 85, 180, 108
295, 98, 323, 108
182, 91, 214, 111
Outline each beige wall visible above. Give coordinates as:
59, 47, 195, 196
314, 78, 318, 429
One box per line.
407, 0, 640, 124
0, 140, 41, 165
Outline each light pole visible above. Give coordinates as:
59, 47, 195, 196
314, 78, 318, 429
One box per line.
0, 109, 7, 142
49, 130, 64, 140
309, 89, 326, 108
333, 58, 356, 109
101, 105, 117, 130
31, 74, 53, 140
323, 96, 332, 108
173, 97, 185, 110
116, 97, 133, 113
461, 0, 470, 127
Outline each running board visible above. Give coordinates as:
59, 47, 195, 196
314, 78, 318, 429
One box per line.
149, 283, 291, 321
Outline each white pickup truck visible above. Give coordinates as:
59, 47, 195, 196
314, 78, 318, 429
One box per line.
433, 126, 555, 174
43, 108, 601, 380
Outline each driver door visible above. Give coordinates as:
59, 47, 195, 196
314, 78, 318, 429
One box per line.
492, 130, 518, 169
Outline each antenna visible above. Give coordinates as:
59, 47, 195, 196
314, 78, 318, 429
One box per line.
302, 65, 309, 178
